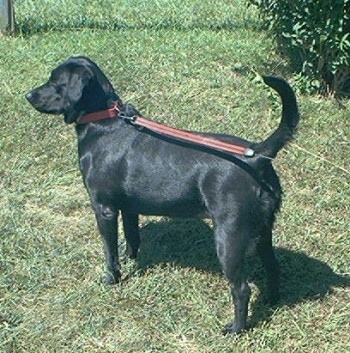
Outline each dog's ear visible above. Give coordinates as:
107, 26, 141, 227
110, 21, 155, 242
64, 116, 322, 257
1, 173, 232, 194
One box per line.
64, 67, 93, 124
68, 67, 93, 104
87, 60, 118, 104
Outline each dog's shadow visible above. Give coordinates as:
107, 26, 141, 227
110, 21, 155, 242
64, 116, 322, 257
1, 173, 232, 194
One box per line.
125, 218, 350, 329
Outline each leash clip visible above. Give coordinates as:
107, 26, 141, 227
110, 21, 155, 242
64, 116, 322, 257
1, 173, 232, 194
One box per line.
117, 113, 145, 131
118, 112, 136, 124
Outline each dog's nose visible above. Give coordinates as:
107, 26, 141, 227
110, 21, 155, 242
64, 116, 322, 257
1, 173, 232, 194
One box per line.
25, 91, 32, 101
25, 91, 36, 103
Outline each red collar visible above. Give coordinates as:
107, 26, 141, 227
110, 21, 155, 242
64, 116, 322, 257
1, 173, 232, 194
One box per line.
77, 103, 121, 124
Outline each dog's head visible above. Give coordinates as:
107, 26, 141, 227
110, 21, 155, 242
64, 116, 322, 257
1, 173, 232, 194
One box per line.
26, 56, 120, 124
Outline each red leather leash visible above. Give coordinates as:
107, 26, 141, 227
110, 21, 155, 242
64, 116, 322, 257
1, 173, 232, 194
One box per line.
128, 115, 254, 157
77, 103, 255, 157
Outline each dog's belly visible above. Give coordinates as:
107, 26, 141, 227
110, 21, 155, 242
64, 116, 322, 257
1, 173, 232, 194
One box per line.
122, 195, 208, 218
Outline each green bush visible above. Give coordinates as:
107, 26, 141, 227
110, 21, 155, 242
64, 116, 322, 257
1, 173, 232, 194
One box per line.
249, 0, 350, 96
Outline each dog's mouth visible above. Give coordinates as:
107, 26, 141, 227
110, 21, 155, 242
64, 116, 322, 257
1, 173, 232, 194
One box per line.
26, 91, 66, 115
27, 102, 63, 115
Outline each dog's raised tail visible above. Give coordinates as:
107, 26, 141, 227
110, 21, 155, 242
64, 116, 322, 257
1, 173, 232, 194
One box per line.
253, 76, 299, 159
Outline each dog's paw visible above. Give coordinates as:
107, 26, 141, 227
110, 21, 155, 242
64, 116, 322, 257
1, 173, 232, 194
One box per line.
101, 271, 121, 285
222, 321, 246, 335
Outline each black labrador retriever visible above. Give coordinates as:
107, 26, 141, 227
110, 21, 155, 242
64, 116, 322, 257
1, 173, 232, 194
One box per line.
26, 56, 299, 334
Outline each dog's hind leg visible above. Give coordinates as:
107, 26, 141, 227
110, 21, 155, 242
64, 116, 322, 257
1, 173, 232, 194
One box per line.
94, 205, 121, 284
257, 226, 280, 304
214, 219, 251, 334
121, 211, 140, 259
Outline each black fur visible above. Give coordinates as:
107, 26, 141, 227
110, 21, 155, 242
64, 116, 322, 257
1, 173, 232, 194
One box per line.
26, 56, 299, 334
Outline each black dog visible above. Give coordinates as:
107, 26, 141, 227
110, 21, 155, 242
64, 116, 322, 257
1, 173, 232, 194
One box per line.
26, 56, 299, 334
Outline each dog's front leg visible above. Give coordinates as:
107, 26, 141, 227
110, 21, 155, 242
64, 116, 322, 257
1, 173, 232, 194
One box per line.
94, 205, 121, 284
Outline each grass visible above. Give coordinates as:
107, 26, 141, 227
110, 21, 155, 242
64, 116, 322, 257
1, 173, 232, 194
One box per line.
1, 0, 349, 352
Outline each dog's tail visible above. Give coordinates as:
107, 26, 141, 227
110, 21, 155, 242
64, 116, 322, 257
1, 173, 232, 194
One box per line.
252, 76, 299, 159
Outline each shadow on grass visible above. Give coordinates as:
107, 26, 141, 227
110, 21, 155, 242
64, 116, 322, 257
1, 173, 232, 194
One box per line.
132, 218, 350, 329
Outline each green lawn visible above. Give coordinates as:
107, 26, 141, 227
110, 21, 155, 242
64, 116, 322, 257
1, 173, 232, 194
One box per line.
1, 1, 349, 352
